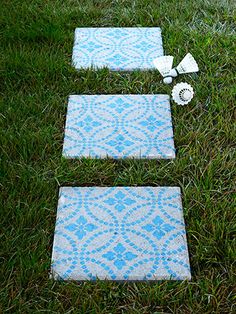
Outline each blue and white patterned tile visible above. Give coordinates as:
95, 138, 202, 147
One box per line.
72, 27, 163, 70
51, 187, 191, 281
63, 95, 175, 159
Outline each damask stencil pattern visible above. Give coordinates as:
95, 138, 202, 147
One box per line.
51, 187, 191, 280
72, 27, 163, 70
63, 95, 175, 159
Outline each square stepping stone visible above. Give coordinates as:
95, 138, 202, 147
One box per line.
63, 95, 175, 159
51, 187, 191, 281
72, 27, 163, 70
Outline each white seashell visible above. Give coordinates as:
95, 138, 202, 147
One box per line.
163, 76, 173, 84
175, 53, 199, 74
169, 68, 178, 77
171, 82, 194, 105
153, 55, 174, 79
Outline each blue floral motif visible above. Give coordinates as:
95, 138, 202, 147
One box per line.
63, 95, 176, 159
107, 29, 128, 39
77, 115, 101, 132
104, 190, 136, 212
65, 215, 97, 240
142, 216, 175, 240
109, 98, 132, 113
107, 54, 128, 66
106, 135, 134, 153
139, 115, 165, 132
51, 187, 191, 280
134, 41, 156, 50
102, 243, 137, 270
81, 41, 102, 52
72, 27, 163, 70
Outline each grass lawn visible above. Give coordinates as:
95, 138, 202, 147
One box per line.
1, 0, 235, 312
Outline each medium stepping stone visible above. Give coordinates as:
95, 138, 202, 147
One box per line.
51, 187, 191, 280
72, 27, 163, 70
63, 94, 175, 159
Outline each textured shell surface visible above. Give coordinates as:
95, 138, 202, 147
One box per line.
176, 53, 199, 74
153, 56, 174, 77
171, 82, 194, 105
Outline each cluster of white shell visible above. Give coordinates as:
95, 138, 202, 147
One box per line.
153, 53, 199, 105
153, 53, 199, 84
171, 83, 194, 106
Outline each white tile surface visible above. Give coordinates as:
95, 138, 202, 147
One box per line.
51, 187, 191, 281
63, 95, 175, 159
72, 27, 163, 70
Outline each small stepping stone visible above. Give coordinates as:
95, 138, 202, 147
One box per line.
63, 94, 175, 159
72, 27, 163, 70
51, 187, 191, 280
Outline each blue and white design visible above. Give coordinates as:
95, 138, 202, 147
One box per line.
63, 95, 175, 159
72, 28, 163, 70
51, 187, 191, 281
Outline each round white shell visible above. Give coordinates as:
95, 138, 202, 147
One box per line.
169, 68, 178, 77
163, 77, 173, 84
171, 82, 194, 105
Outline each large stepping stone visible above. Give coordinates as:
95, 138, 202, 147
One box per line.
51, 187, 191, 280
72, 27, 163, 70
63, 94, 175, 159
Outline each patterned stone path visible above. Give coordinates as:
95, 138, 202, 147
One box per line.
51, 27, 191, 281
72, 27, 163, 70
51, 187, 191, 280
63, 94, 175, 159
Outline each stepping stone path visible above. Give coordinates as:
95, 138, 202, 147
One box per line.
51, 187, 191, 280
63, 95, 175, 159
51, 28, 191, 281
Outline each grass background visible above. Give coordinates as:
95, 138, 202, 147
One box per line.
1, 0, 235, 312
